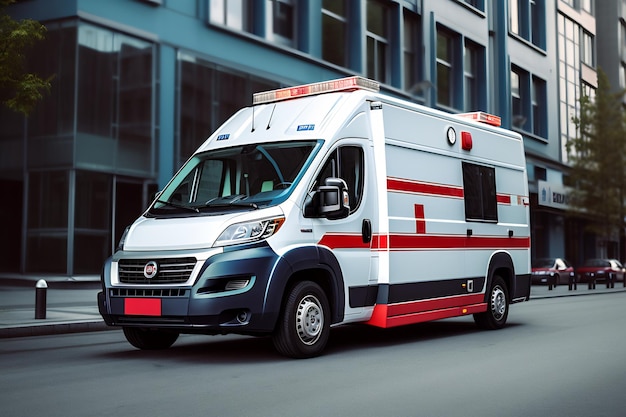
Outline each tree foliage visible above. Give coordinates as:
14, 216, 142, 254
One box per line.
568, 69, 626, 251
0, 0, 50, 115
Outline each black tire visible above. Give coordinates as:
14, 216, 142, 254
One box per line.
272, 281, 331, 359
474, 275, 509, 330
123, 327, 179, 350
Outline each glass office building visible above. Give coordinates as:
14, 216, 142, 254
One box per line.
1, 0, 603, 275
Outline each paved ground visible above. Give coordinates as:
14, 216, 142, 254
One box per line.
1, 273, 625, 338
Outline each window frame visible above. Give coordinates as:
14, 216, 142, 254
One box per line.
366, 0, 391, 83
509, 0, 546, 50
462, 162, 498, 223
313, 145, 365, 214
266, 0, 296, 47
322, 0, 349, 67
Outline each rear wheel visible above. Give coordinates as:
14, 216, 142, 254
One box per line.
273, 281, 330, 359
474, 275, 509, 330
123, 327, 179, 350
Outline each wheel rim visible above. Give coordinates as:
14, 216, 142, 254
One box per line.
296, 295, 324, 345
490, 285, 506, 321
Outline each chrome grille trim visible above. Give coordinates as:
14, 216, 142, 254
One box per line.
118, 257, 196, 284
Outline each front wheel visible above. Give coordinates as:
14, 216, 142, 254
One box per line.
474, 275, 509, 330
273, 281, 331, 359
123, 327, 179, 350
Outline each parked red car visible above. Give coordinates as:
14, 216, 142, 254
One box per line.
576, 259, 625, 285
531, 258, 575, 286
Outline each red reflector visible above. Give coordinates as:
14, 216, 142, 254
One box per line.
124, 298, 162, 316
461, 131, 473, 150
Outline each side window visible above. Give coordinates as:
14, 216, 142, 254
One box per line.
315, 145, 364, 213
462, 162, 497, 222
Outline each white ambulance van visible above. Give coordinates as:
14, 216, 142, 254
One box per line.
98, 76, 531, 358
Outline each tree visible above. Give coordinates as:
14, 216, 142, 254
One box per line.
567, 68, 626, 258
0, 0, 50, 115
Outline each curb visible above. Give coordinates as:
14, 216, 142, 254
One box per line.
0, 320, 113, 339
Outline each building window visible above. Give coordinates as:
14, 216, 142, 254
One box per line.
366, 0, 390, 83
558, 12, 594, 162
509, 0, 545, 49
511, 65, 547, 137
27, 171, 69, 273
462, 162, 498, 222
581, 30, 594, 67
511, 68, 524, 128
436, 26, 485, 111
464, 40, 478, 111
436, 28, 455, 107
76, 23, 155, 175
177, 53, 279, 167
532, 76, 547, 136
535, 166, 547, 181
460, 0, 484, 11
403, 9, 421, 90
209, 0, 252, 32
23, 21, 76, 139
322, 0, 348, 67
266, 0, 295, 47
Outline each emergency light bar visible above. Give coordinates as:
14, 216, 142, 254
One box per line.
457, 111, 501, 127
253, 76, 380, 105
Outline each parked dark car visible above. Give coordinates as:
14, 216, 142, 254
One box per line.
576, 258, 625, 285
531, 258, 575, 285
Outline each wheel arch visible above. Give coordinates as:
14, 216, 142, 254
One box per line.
485, 251, 515, 302
264, 245, 345, 327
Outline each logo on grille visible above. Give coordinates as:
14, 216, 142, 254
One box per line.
144, 261, 158, 279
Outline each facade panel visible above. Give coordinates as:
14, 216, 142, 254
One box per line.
0, 0, 610, 274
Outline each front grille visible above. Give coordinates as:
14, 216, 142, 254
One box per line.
118, 257, 196, 284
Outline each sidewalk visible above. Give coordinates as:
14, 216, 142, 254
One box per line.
1, 274, 625, 338
0, 273, 107, 338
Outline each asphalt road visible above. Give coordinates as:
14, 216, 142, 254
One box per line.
1, 292, 625, 417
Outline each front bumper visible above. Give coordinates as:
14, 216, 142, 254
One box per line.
98, 244, 282, 335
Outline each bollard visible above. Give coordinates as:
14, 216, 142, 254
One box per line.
568, 274, 577, 291
35, 279, 47, 319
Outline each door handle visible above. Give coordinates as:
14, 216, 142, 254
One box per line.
362, 219, 372, 244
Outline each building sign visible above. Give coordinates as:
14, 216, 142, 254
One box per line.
538, 180, 571, 210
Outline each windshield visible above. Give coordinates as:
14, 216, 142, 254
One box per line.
149, 140, 321, 216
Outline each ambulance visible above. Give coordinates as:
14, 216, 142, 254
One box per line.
98, 76, 531, 358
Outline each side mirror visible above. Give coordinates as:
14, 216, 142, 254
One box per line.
304, 178, 350, 219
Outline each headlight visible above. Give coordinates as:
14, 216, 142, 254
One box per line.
214, 217, 285, 247
117, 226, 130, 251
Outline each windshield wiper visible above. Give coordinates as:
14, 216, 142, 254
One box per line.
155, 199, 200, 213
204, 195, 258, 210
204, 202, 258, 210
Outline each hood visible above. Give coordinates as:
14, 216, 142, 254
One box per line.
123, 213, 239, 251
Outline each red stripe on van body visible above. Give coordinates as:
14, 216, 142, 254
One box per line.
366, 293, 487, 328
389, 234, 530, 250
497, 194, 512, 204
318, 233, 370, 249
387, 177, 464, 198
387, 177, 513, 205
319, 233, 530, 250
